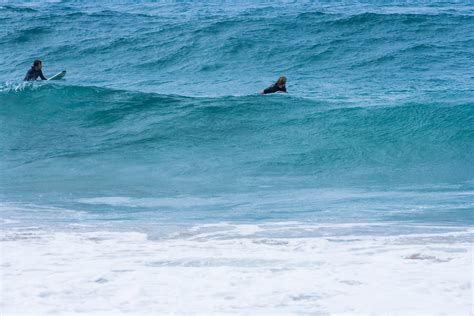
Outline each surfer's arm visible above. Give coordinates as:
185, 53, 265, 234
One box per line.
39, 70, 47, 80
24, 69, 33, 81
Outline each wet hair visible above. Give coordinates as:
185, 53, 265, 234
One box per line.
33, 59, 42, 67
277, 76, 287, 86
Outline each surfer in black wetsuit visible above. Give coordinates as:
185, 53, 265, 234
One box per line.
24, 59, 47, 81
260, 76, 287, 95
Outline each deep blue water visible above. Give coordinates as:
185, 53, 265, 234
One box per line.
1, 1, 473, 233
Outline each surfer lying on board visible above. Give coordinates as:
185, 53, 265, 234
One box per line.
24, 59, 47, 81
260, 76, 287, 95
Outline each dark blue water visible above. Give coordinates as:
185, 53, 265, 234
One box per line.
1, 1, 473, 233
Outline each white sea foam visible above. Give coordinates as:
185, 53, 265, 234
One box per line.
77, 196, 225, 208
1, 223, 472, 315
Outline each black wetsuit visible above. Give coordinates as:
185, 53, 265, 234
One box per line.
24, 67, 47, 81
263, 82, 287, 94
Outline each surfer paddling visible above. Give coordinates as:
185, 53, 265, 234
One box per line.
260, 76, 287, 95
24, 59, 47, 81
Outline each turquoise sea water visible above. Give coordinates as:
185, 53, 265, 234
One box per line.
1, 2, 474, 314
0, 0, 474, 315
1, 1, 472, 231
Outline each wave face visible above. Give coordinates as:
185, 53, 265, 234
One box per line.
1, 84, 472, 226
0, 1, 473, 227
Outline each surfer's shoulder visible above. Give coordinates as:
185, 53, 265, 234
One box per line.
260, 76, 287, 95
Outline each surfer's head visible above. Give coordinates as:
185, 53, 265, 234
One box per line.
277, 76, 287, 88
33, 59, 42, 70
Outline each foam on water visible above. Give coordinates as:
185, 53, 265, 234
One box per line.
1, 224, 472, 315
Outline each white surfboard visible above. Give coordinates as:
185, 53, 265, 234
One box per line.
48, 70, 66, 81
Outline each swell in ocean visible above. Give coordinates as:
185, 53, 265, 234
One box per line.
1, 83, 472, 230
1, 83, 472, 189
1, 2, 473, 98
1, 0, 473, 227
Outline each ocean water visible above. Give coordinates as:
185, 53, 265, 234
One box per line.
1, 1, 473, 315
